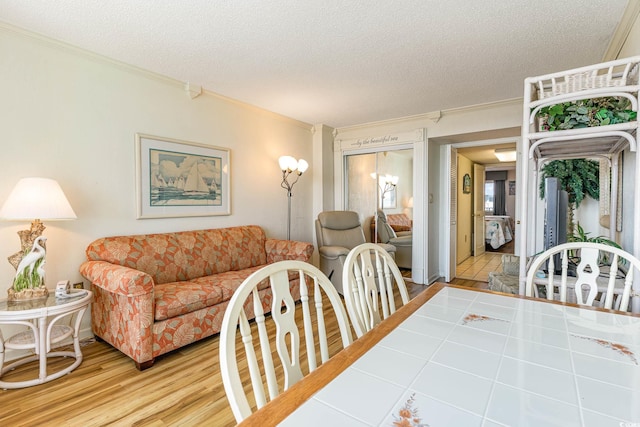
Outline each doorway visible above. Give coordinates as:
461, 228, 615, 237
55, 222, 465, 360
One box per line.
442, 137, 521, 283
335, 130, 427, 284
344, 149, 414, 267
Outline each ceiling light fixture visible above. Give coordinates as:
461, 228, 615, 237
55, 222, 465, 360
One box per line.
494, 148, 517, 162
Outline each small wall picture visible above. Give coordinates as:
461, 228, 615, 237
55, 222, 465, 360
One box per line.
462, 174, 471, 194
508, 180, 516, 196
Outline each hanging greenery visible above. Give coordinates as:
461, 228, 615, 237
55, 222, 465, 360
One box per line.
536, 96, 636, 131
539, 159, 600, 236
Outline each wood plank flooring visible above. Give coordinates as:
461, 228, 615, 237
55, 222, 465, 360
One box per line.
0, 278, 486, 427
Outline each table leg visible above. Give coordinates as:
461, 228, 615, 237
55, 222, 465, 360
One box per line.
38, 316, 47, 382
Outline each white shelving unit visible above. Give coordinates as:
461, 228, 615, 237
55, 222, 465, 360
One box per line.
518, 56, 640, 311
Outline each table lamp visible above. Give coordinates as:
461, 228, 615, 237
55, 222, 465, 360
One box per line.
0, 177, 77, 300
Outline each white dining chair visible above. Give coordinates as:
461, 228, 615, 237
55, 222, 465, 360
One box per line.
525, 241, 640, 312
342, 243, 410, 338
219, 260, 353, 423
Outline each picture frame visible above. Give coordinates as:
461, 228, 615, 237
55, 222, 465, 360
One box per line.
508, 180, 516, 196
381, 186, 397, 209
462, 174, 471, 194
135, 133, 231, 219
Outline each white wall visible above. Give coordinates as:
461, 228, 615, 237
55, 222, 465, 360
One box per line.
0, 26, 314, 344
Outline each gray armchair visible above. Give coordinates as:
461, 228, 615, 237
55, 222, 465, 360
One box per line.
315, 211, 396, 294
375, 209, 412, 269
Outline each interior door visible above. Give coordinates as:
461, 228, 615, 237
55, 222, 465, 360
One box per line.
473, 164, 486, 256
446, 146, 457, 281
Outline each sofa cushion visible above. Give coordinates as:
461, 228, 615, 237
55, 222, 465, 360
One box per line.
154, 265, 269, 321
154, 280, 225, 321
85, 225, 268, 285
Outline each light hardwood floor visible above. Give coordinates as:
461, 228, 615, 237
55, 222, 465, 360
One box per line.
0, 279, 484, 427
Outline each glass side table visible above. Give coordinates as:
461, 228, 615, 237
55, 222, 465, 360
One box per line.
0, 289, 92, 389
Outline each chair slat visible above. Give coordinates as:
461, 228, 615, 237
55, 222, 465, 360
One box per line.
219, 260, 353, 423
525, 242, 640, 313
343, 243, 410, 338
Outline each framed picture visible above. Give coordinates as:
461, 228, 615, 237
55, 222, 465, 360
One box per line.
508, 180, 516, 196
381, 186, 397, 209
135, 133, 231, 218
462, 174, 471, 194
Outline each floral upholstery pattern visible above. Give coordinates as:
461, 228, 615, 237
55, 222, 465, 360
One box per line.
80, 225, 313, 368
370, 213, 413, 242
387, 213, 412, 232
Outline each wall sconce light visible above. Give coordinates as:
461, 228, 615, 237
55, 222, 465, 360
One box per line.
494, 148, 517, 162
279, 156, 308, 240
0, 177, 77, 300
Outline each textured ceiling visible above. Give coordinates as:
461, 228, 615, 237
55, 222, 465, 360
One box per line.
0, 0, 632, 128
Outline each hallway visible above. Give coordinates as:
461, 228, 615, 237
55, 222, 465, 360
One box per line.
456, 251, 503, 282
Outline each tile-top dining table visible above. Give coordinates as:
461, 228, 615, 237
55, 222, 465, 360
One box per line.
238, 283, 640, 427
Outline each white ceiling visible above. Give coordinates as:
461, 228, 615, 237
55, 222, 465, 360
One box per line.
0, 1, 633, 128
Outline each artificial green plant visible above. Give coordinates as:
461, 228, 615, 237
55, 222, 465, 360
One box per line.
537, 96, 636, 131
539, 159, 599, 237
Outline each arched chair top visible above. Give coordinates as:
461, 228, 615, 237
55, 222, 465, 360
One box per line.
525, 242, 640, 312
317, 210, 361, 230
219, 260, 353, 423
342, 243, 410, 338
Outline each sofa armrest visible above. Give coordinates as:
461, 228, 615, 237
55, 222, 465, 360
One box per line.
79, 260, 155, 367
265, 239, 314, 263
79, 260, 154, 297
377, 243, 397, 254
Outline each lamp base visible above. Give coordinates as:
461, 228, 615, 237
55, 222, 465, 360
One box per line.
7, 286, 49, 301
8, 220, 46, 270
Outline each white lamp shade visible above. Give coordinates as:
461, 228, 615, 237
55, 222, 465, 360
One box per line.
297, 159, 309, 173
278, 155, 297, 171
0, 177, 77, 220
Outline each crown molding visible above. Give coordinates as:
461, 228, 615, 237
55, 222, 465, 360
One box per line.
0, 21, 314, 131
336, 98, 522, 134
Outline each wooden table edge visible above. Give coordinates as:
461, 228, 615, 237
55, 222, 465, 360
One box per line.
237, 282, 640, 426
237, 282, 446, 426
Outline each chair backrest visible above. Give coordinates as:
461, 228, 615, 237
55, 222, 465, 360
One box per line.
219, 260, 353, 422
315, 210, 366, 249
342, 243, 410, 338
525, 241, 640, 312
375, 209, 397, 244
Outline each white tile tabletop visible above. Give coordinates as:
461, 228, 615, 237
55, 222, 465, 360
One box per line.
279, 285, 640, 427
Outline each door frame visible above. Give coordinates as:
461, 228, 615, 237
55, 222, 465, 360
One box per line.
441, 136, 522, 281
473, 163, 486, 257
334, 129, 428, 284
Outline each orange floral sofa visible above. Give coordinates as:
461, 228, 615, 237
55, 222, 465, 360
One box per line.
79, 225, 314, 370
